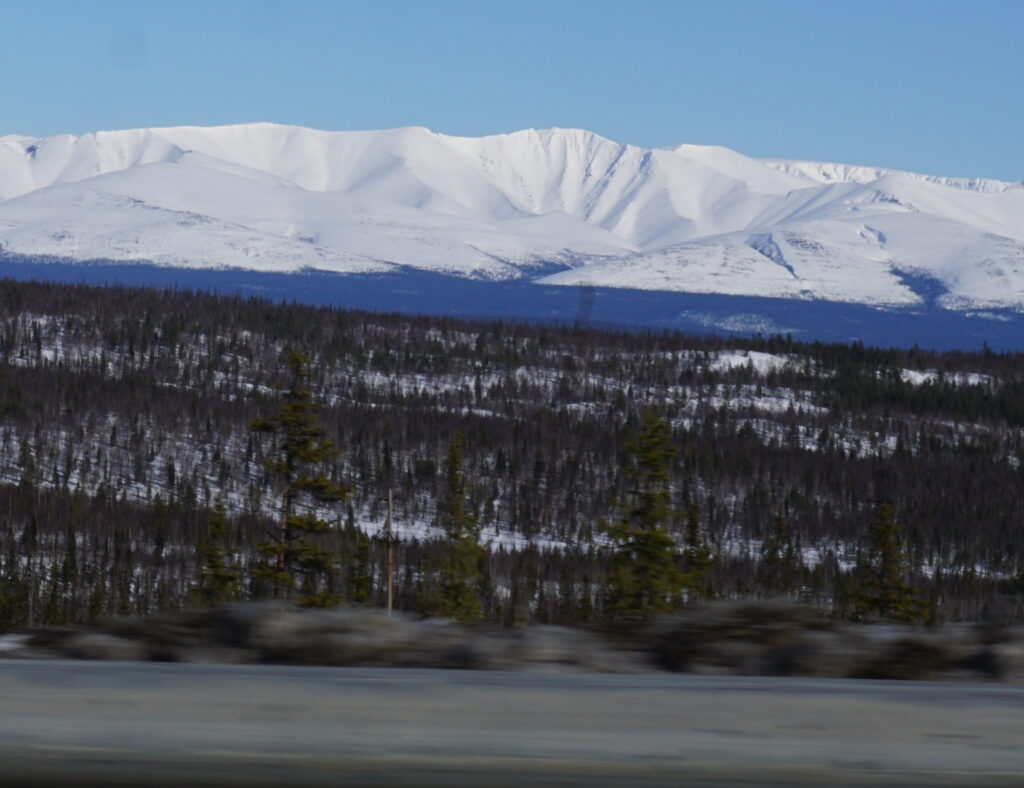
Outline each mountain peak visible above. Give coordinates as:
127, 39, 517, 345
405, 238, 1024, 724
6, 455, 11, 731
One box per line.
761, 158, 1022, 194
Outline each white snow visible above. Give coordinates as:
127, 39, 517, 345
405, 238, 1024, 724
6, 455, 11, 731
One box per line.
2, 122, 1024, 309
899, 368, 992, 387
708, 350, 794, 374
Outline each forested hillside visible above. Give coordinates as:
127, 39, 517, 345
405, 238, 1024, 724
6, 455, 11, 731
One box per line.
1, 278, 1022, 628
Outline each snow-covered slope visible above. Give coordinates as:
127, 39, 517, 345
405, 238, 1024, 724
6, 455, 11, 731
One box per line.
1, 123, 1022, 309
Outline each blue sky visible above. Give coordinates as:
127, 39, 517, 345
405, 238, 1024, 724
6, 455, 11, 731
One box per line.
1, 0, 1021, 179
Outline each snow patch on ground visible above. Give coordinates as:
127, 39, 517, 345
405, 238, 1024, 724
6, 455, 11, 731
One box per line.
709, 350, 795, 375
899, 368, 992, 386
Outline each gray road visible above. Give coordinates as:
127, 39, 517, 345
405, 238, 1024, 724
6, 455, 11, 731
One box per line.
0, 661, 1022, 786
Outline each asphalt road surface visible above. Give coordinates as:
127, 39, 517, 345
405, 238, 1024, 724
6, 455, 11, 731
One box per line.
0, 661, 1022, 786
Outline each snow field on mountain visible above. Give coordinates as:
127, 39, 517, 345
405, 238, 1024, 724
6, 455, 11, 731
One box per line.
1, 123, 1023, 308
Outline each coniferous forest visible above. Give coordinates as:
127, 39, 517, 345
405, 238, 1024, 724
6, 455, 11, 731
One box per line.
0, 276, 1023, 629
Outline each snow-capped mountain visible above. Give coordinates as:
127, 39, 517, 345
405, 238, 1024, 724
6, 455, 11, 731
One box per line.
1, 122, 1023, 312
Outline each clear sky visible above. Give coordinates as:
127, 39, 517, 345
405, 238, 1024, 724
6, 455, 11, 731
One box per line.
1, 0, 1021, 180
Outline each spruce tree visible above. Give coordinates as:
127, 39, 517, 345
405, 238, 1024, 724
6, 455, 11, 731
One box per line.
86, 581, 106, 625
758, 512, 803, 596
345, 531, 372, 605
0, 565, 29, 631
682, 501, 713, 601
603, 409, 683, 619
855, 503, 922, 622
250, 351, 349, 607
192, 501, 241, 606
433, 431, 485, 622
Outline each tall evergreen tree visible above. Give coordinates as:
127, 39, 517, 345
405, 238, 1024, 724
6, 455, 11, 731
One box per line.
758, 512, 803, 596
855, 503, 923, 622
603, 409, 683, 619
0, 563, 29, 631
433, 431, 486, 622
345, 530, 373, 605
192, 501, 241, 606
681, 501, 714, 601
250, 351, 349, 607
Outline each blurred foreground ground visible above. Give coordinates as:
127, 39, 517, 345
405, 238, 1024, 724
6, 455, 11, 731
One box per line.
5, 601, 1024, 681
0, 662, 1022, 786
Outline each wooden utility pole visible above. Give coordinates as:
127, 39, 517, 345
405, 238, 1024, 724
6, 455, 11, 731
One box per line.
374, 489, 402, 614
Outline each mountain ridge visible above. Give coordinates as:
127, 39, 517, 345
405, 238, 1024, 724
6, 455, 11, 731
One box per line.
1, 122, 1023, 313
